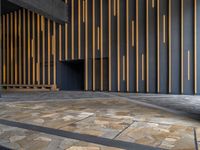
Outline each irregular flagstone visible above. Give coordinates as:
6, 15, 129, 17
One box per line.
196, 127, 200, 142
116, 122, 196, 150
9, 135, 26, 143
0, 92, 199, 150
33, 119, 45, 124
34, 136, 52, 142
59, 139, 79, 149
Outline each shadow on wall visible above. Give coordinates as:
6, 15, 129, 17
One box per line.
57, 60, 84, 91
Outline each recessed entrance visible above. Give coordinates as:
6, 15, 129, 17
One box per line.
57, 60, 84, 91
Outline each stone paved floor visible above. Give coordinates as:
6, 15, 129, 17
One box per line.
0, 91, 199, 150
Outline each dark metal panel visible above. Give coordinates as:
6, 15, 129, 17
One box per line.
138, 0, 146, 93
171, 0, 181, 94
149, 0, 157, 93
183, 0, 194, 94
7, 0, 69, 23
159, 0, 168, 93
111, 0, 118, 91
129, 0, 136, 93
120, 0, 126, 92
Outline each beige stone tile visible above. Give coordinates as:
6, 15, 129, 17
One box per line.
196, 128, 200, 142
116, 122, 195, 150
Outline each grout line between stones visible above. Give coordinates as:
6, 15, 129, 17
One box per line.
194, 128, 199, 150
112, 120, 135, 140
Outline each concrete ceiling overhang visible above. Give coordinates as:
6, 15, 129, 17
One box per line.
2, 0, 69, 23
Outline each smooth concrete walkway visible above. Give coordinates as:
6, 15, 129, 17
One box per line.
0, 91, 199, 150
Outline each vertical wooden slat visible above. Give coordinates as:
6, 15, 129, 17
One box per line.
152, 0, 154, 8
23, 9, 26, 85
181, 0, 184, 94
188, 50, 190, 81
41, 16, 45, 85
194, 0, 197, 94
108, 0, 112, 91
146, 0, 149, 92
32, 12, 35, 85
100, 0, 103, 91
65, 0, 68, 60
92, 0, 96, 91
2, 15, 6, 84
131, 20, 134, 47
123, 56, 125, 81
7, 14, 10, 85
14, 11, 18, 84
114, 0, 116, 16
126, 0, 129, 92
37, 14, 40, 85
78, 0, 81, 59
117, 0, 120, 92
27, 10, 31, 85
18, 10, 22, 85
142, 53, 144, 81
122, 56, 126, 81
10, 12, 14, 85
65, 24, 68, 60
169, 0, 172, 93
136, 0, 139, 92
83, 1, 85, 23
59, 24, 62, 61
71, 0, 74, 60
48, 19, 51, 85
97, 27, 100, 50
85, 0, 88, 90
53, 22, 56, 88
163, 15, 166, 43
157, 0, 160, 93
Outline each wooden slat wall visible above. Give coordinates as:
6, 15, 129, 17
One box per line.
1, 0, 199, 95
0, 9, 57, 90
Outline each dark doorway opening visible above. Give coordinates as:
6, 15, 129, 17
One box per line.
58, 60, 84, 91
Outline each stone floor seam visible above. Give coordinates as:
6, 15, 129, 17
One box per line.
112, 120, 135, 140
194, 128, 199, 150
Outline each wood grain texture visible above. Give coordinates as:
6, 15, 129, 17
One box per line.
10, 12, 14, 85
14, 11, 18, 84
59, 24, 62, 61
32, 12, 35, 85
126, 0, 130, 92
37, 14, 40, 84
18, 10, 22, 85
7, 14, 10, 84
28, 11, 30, 85
23, 9, 26, 85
